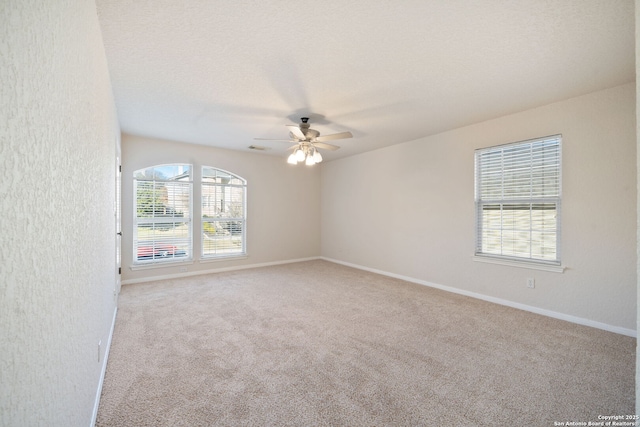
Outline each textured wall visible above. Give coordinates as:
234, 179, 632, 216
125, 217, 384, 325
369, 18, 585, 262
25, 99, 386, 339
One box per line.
121, 135, 321, 283
321, 83, 636, 332
635, 0, 640, 414
0, 0, 120, 425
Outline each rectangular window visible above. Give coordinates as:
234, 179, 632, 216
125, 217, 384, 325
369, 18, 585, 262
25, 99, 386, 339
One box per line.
202, 167, 246, 258
133, 164, 192, 264
475, 135, 561, 265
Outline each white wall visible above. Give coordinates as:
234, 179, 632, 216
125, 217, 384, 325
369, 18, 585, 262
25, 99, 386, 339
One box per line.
0, 1, 120, 426
121, 134, 321, 283
322, 83, 636, 333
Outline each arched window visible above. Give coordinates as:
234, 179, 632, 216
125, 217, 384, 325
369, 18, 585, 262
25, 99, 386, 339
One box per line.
202, 166, 246, 258
133, 164, 192, 264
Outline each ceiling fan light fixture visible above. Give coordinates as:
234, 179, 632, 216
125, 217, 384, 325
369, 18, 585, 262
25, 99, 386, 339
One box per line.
305, 152, 316, 165
313, 150, 323, 163
287, 152, 298, 165
257, 117, 348, 166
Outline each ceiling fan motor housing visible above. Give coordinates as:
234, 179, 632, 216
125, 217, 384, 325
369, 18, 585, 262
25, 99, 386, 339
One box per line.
297, 117, 318, 140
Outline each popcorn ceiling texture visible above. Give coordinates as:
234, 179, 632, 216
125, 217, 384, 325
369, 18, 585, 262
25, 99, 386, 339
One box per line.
0, 0, 120, 425
95, 0, 634, 162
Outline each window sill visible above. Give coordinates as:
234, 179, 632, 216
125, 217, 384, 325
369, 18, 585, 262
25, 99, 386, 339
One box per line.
199, 254, 248, 264
130, 259, 194, 271
472, 255, 565, 273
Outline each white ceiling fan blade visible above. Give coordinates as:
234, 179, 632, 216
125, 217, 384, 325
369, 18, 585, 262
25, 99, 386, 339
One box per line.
285, 124, 306, 140
313, 142, 340, 151
287, 144, 300, 150
315, 131, 353, 142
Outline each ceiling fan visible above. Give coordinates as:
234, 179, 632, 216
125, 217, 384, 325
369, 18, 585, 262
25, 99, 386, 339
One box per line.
255, 117, 353, 165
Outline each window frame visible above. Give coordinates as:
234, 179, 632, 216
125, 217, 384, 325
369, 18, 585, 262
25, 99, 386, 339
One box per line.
132, 164, 193, 266
474, 135, 562, 269
201, 166, 247, 260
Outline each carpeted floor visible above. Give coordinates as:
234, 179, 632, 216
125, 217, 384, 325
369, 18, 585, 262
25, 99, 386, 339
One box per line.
96, 260, 635, 426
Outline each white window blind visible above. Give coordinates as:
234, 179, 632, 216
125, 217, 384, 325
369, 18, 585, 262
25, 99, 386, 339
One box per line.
133, 164, 192, 264
202, 166, 246, 258
475, 135, 561, 265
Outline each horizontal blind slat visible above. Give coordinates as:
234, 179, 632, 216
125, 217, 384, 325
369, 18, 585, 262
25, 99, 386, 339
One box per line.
475, 135, 561, 264
133, 163, 193, 264
202, 166, 247, 258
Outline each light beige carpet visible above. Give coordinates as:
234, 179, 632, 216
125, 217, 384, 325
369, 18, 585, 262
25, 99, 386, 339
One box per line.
97, 260, 635, 426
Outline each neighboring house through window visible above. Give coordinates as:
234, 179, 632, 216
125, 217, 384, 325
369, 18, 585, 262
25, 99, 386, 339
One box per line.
133, 164, 192, 264
474, 135, 561, 266
202, 166, 246, 258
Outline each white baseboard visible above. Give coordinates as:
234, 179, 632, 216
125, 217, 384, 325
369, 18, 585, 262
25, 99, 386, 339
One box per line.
321, 257, 636, 338
90, 306, 118, 427
122, 257, 321, 285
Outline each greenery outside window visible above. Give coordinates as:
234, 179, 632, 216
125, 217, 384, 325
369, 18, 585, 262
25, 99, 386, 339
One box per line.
475, 135, 561, 266
202, 166, 246, 258
133, 164, 192, 264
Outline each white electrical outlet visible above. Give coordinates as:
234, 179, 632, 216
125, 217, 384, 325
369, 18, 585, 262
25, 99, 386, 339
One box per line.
526, 278, 535, 289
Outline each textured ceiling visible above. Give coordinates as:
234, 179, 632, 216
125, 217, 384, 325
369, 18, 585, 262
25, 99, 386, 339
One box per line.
96, 0, 634, 162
